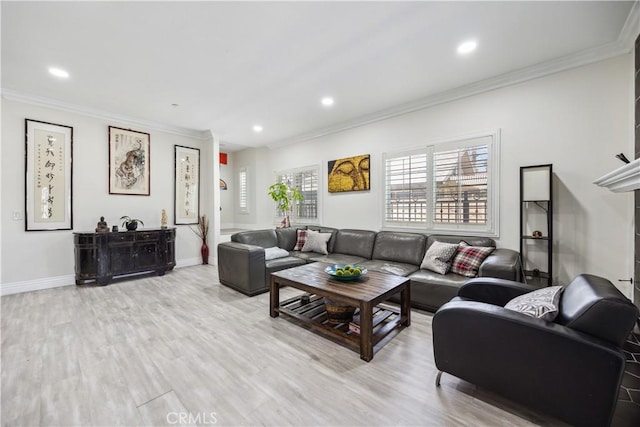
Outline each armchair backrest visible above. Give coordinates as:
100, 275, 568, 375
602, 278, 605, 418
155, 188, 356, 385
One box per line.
556, 274, 638, 347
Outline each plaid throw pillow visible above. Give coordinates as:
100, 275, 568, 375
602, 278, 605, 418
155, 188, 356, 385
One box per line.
293, 229, 307, 251
450, 241, 495, 278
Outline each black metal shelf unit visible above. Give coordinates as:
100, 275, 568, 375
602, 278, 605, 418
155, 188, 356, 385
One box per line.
519, 165, 553, 286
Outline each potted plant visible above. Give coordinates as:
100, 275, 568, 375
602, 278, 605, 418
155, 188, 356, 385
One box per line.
190, 214, 209, 264
267, 182, 304, 227
120, 216, 144, 231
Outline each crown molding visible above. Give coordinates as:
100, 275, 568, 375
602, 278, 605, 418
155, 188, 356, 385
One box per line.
619, 0, 640, 49
593, 158, 640, 193
1, 89, 212, 141
268, 36, 635, 150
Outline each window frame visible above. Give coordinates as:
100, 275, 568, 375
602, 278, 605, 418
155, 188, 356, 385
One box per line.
382, 129, 500, 237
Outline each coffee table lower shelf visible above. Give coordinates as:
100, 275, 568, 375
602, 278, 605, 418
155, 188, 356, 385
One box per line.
275, 293, 405, 358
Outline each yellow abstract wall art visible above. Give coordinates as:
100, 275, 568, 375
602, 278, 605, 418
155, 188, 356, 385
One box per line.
327, 154, 370, 193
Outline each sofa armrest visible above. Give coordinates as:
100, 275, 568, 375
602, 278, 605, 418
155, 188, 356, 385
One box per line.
478, 248, 521, 281
217, 242, 266, 295
458, 277, 539, 306
433, 300, 625, 427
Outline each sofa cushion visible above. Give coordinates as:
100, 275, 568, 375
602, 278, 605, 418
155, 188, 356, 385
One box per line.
231, 229, 278, 248
332, 229, 377, 259
556, 274, 639, 347
302, 229, 332, 254
307, 254, 368, 265
359, 260, 419, 277
420, 241, 458, 274
404, 270, 469, 311
504, 286, 563, 321
264, 247, 290, 261
371, 231, 427, 266
450, 242, 495, 278
275, 227, 298, 251
427, 235, 495, 250
293, 229, 307, 251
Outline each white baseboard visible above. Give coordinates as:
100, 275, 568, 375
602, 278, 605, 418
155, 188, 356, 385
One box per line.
0, 258, 208, 296
176, 258, 203, 268
1, 274, 75, 296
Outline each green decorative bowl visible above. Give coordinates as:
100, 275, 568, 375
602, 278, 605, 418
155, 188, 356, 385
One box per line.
324, 264, 367, 281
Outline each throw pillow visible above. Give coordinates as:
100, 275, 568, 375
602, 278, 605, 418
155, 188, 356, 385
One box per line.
301, 229, 332, 255
264, 246, 290, 261
505, 286, 563, 321
293, 229, 307, 251
450, 241, 495, 278
420, 241, 459, 275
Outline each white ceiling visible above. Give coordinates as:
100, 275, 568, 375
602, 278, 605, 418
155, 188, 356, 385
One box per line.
1, 1, 637, 152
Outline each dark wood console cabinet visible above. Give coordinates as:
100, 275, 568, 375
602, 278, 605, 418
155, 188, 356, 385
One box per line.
74, 228, 175, 285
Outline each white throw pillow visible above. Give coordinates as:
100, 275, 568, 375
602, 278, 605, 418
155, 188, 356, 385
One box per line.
301, 229, 332, 255
504, 286, 563, 321
264, 246, 290, 261
420, 241, 459, 275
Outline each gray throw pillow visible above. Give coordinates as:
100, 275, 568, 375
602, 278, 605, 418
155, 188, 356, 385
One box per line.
505, 286, 563, 321
420, 241, 458, 275
301, 229, 332, 255
264, 246, 290, 261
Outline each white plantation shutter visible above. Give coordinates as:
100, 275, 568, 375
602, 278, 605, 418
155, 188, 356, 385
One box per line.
384, 151, 428, 224
276, 166, 319, 222
239, 168, 248, 213
294, 169, 318, 220
383, 131, 499, 236
434, 143, 489, 225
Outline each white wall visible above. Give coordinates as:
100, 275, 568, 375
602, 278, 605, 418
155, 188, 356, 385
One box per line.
233, 54, 635, 295
219, 152, 234, 228
1, 99, 211, 293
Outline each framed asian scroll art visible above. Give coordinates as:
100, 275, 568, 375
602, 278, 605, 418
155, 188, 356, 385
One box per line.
174, 145, 200, 225
25, 119, 73, 231
108, 126, 151, 195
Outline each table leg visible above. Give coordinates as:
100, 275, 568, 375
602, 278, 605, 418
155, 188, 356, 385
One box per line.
401, 282, 411, 327
359, 301, 373, 362
270, 276, 280, 318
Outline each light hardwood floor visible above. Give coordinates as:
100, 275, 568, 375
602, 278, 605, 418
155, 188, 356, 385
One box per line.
2, 265, 564, 426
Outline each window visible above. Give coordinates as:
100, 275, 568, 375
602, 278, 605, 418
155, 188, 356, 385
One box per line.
238, 167, 248, 213
275, 166, 319, 223
383, 130, 499, 236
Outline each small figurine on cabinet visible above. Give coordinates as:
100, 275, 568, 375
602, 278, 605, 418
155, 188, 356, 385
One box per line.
95, 216, 109, 233
161, 209, 168, 229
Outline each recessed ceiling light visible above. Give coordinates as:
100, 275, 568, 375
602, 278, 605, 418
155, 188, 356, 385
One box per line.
321, 97, 334, 107
171, 103, 179, 107
48, 67, 69, 78
253, 125, 263, 133
457, 40, 477, 55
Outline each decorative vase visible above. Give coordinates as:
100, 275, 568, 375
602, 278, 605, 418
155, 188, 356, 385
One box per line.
126, 222, 138, 231
324, 297, 356, 324
201, 242, 209, 265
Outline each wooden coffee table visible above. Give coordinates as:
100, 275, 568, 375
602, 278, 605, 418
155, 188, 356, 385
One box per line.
270, 262, 410, 362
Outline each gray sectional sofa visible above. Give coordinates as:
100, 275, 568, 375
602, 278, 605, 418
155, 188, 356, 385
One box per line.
217, 226, 521, 311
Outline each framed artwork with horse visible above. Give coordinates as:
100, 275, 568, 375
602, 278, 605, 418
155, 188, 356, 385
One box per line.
108, 126, 150, 195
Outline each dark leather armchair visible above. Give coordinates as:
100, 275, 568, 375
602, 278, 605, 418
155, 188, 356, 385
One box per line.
432, 274, 639, 427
